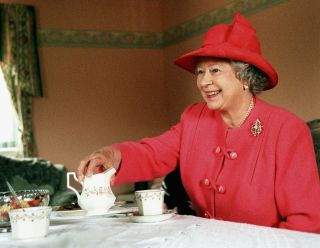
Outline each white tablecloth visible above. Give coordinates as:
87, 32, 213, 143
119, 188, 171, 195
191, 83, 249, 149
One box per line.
0, 214, 319, 248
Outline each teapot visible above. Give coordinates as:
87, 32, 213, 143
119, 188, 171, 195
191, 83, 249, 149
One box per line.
67, 167, 116, 215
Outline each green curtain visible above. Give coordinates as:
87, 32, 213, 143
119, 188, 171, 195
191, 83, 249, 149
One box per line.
0, 4, 42, 157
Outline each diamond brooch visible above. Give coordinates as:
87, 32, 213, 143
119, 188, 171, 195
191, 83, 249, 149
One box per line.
251, 119, 263, 136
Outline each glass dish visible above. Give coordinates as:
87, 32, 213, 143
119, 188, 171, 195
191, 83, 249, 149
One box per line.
0, 189, 50, 231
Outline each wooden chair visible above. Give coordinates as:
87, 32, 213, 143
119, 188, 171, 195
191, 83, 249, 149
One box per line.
161, 168, 195, 215
307, 119, 320, 176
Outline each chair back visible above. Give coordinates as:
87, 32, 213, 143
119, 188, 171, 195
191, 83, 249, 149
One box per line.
307, 119, 320, 176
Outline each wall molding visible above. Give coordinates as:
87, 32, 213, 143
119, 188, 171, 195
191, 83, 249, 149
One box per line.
38, 0, 287, 48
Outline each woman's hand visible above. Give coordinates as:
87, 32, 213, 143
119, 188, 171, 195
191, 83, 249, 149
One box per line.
76, 145, 121, 182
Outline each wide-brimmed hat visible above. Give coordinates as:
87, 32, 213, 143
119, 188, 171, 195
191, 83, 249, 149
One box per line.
174, 13, 278, 90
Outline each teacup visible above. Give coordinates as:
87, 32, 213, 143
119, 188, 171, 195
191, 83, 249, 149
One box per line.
135, 189, 164, 216
9, 206, 52, 240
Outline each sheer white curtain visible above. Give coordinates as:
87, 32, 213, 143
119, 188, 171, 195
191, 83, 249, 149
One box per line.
0, 68, 22, 156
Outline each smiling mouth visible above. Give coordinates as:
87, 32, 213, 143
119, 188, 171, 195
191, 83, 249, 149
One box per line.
205, 90, 221, 99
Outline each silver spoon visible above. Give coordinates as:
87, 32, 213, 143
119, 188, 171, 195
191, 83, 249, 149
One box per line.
6, 181, 25, 211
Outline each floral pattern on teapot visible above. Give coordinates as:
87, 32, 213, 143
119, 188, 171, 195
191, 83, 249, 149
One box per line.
66, 168, 116, 214
82, 186, 113, 197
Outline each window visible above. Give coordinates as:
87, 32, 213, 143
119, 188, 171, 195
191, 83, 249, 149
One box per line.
0, 68, 22, 157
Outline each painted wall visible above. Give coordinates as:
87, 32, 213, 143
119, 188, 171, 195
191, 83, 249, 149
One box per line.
1, 0, 319, 193
1, 0, 167, 193
164, 0, 320, 124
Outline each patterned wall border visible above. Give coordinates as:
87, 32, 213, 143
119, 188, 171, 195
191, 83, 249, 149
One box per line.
38, 0, 287, 48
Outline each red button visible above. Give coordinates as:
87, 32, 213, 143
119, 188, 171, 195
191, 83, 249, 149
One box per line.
203, 211, 212, 218
203, 178, 210, 186
217, 185, 225, 194
215, 146, 221, 153
229, 152, 237, 159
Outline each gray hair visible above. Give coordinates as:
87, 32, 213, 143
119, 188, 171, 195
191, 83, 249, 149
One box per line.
231, 60, 269, 95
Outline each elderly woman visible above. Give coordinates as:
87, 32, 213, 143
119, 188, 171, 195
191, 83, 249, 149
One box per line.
77, 13, 320, 233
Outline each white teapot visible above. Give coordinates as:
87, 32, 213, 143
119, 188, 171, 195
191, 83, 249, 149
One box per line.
67, 167, 116, 215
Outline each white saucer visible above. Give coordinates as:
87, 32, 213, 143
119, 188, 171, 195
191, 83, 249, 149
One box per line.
86, 210, 110, 216
87, 206, 138, 216
51, 209, 86, 218
51, 206, 138, 221
129, 212, 174, 223
51, 211, 86, 222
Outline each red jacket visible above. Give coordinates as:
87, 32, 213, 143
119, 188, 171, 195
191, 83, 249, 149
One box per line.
114, 98, 320, 233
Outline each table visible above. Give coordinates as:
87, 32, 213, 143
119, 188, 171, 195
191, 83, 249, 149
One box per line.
0, 213, 319, 248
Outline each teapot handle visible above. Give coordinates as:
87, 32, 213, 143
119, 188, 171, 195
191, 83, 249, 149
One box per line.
67, 172, 82, 199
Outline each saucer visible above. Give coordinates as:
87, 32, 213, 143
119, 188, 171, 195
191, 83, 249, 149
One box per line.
51, 209, 87, 221
86, 206, 138, 216
129, 212, 174, 223
51, 206, 138, 221
52, 209, 86, 218
86, 210, 110, 216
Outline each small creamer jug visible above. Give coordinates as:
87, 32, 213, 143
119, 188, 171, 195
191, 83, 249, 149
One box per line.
67, 167, 116, 215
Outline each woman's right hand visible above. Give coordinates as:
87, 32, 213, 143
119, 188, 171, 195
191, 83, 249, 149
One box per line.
76, 145, 121, 182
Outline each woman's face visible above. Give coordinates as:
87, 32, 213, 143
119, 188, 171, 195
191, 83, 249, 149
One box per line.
196, 57, 244, 112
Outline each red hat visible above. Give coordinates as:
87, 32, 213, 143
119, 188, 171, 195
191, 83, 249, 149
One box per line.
174, 13, 278, 90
